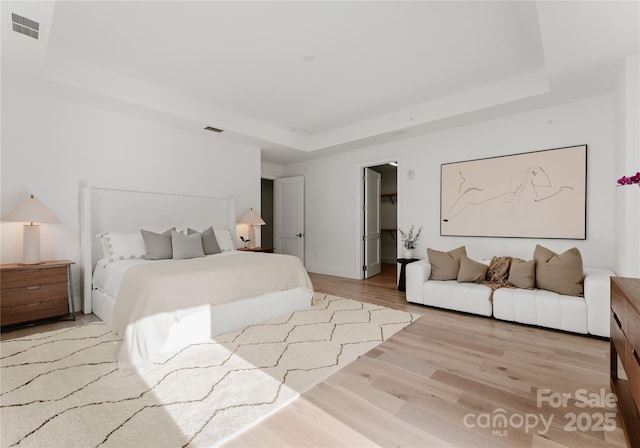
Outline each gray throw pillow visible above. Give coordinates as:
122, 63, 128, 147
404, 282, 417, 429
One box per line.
171, 230, 205, 260
509, 258, 536, 289
534, 245, 584, 296
187, 227, 221, 255
457, 255, 488, 283
140, 228, 174, 260
427, 246, 467, 280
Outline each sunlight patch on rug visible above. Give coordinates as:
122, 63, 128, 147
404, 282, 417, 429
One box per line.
1, 294, 420, 447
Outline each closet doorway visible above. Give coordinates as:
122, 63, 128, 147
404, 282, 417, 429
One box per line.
362, 163, 398, 281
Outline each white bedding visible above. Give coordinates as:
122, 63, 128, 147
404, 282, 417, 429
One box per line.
92, 251, 243, 299
94, 252, 313, 374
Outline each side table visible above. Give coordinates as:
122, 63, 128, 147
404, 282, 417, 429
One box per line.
397, 258, 419, 292
237, 246, 275, 253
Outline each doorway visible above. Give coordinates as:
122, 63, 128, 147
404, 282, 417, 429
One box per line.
261, 178, 274, 248
362, 163, 398, 281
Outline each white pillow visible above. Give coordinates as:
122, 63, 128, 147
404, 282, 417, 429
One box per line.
96, 232, 146, 263
214, 229, 235, 251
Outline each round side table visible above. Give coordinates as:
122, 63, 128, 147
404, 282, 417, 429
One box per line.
397, 258, 419, 292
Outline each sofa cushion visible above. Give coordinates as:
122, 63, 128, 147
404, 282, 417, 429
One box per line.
509, 258, 536, 289
457, 255, 488, 283
427, 246, 466, 280
493, 288, 588, 334
423, 280, 492, 316
534, 245, 584, 296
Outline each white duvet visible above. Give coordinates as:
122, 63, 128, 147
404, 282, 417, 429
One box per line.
108, 252, 313, 374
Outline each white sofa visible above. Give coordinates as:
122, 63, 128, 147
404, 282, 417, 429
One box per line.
406, 259, 614, 337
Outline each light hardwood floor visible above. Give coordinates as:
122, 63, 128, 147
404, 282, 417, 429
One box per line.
1, 264, 628, 447
229, 264, 628, 448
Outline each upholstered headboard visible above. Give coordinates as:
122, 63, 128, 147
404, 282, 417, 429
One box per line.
80, 186, 235, 313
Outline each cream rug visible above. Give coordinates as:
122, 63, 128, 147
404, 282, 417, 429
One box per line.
1, 294, 419, 448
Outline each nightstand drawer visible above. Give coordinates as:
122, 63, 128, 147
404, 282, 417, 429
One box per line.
1, 283, 68, 307
1, 267, 67, 290
1, 297, 69, 326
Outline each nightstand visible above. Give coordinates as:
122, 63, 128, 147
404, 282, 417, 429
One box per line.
1, 260, 75, 327
237, 246, 275, 253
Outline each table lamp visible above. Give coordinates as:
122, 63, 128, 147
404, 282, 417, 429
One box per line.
238, 208, 265, 249
1, 194, 60, 265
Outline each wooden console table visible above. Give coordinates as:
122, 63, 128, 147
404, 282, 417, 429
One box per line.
610, 276, 640, 447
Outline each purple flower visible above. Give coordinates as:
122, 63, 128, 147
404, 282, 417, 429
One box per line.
618, 172, 640, 187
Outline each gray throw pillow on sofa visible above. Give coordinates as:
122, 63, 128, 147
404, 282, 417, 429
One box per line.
427, 246, 466, 280
457, 255, 488, 283
140, 228, 175, 260
534, 245, 584, 296
172, 230, 205, 260
508, 258, 536, 289
187, 227, 221, 255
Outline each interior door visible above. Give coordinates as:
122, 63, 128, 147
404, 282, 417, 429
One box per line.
275, 176, 305, 262
363, 168, 381, 278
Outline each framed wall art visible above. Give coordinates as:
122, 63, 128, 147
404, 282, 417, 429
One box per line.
440, 145, 587, 239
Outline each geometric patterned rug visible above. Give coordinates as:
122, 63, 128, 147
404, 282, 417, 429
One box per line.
1, 294, 420, 447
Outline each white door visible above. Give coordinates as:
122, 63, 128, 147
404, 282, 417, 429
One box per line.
363, 168, 381, 278
275, 176, 305, 262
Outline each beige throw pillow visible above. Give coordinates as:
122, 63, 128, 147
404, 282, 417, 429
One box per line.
534, 245, 584, 296
508, 258, 536, 289
457, 255, 488, 283
427, 246, 466, 280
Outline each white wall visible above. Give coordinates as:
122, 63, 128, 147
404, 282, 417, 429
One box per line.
615, 53, 640, 277
1, 85, 261, 307
283, 94, 617, 278
261, 161, 285, 180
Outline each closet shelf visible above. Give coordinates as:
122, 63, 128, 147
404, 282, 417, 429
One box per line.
381, 228, 397, 239
381, 193, 397, 204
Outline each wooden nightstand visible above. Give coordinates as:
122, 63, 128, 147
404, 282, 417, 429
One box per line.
237, 246, 275, 253
1, 260, 75, 327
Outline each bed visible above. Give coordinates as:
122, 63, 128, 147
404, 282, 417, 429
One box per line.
80, 187, 313, 373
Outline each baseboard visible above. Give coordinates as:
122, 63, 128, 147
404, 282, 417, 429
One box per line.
305, 264, 360, 279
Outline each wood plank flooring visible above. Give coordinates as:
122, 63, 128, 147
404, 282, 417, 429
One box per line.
1, 264, 628, 447
229, 264, 628, 448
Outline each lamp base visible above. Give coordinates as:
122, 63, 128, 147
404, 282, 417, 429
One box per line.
22, 224, 42, 265
247, 225, 256, 249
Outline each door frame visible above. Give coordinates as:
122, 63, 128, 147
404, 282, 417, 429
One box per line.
356, 156, 403, 280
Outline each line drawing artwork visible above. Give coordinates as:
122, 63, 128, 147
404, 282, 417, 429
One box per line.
443, 165, 574, 224
440, 145, 586, 239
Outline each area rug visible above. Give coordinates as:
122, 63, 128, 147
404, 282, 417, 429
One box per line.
1, 294, 420, 448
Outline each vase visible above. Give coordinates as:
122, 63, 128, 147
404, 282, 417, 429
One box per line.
402, 248, 413, 259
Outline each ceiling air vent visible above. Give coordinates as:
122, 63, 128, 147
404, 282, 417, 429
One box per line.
204, 126, 224, 133
12, 13, 39, 39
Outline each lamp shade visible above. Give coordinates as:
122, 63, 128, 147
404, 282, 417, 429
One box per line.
238, 208, 265, 226
1, 195, 60, 224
